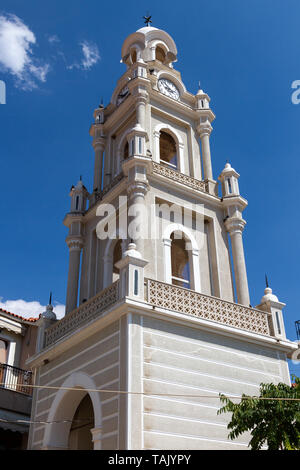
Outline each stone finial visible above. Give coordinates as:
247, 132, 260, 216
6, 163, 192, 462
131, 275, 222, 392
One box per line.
260, 286, 279, 304
41, 301, 56, 321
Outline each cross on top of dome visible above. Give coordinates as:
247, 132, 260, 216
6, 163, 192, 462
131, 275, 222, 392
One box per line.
143, 14, 152, 27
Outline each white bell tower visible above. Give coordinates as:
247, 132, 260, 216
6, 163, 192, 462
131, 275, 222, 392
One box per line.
27, 22, 297, 451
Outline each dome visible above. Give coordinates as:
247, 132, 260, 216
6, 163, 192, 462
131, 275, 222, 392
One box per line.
121, 25, 177, 66
260, 287, 279, 304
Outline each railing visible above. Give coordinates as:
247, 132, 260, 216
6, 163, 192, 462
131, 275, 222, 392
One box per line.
92, 172, 125, 206
152, 162, 208, 194
44, 281, 120, 348
146, 278, 272, 336
0, 363, 33, 396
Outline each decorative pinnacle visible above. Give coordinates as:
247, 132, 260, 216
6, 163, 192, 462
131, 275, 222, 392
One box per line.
143, 14, 152, 26
265, 274, 269, 288
49, 291, 52, 305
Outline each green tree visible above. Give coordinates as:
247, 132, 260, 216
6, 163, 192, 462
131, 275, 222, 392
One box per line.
218, 376, 300, 450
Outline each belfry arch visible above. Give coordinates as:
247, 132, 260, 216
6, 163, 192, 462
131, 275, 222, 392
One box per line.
42, 372, 102, 450
163, 223, 201, 293
153, 123, 185, 173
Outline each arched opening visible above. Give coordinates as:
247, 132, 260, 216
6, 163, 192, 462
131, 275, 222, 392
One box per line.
160, 131, 177, 169
113, 239, 122, 282
171, 232, 191, 289
68, 394, 94, 450
156, 46, 166, 63
123, 141, 129, 160
130, 48, 137, 64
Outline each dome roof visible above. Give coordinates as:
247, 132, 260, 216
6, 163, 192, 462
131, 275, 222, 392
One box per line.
136, 26, 159, 34
121, 25, 177, 65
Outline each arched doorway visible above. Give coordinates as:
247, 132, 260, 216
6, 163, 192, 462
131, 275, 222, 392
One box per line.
42, 372, 102, 450
68, 394, 94, 450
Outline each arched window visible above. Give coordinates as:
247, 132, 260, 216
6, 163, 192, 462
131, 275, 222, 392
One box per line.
171, 233, 191, 289
156, 46, 166, 63
160, 131, 177, 169
113, 239, 122, 281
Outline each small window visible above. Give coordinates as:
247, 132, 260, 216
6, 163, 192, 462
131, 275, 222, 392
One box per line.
275, 311, 281, 335
160, 131, 177, 169
134, 270, 139, 296
75, 196, 79, 210
129, 138, 135, 156
138, 137, 142, 154
227, 179, 232, 194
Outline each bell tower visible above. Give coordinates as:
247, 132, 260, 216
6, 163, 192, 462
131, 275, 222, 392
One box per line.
69, 24, 241, 308
27, 23, 297, 451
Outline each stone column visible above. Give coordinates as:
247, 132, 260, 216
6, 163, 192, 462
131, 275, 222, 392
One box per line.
65, 237, 84, 314
92, 138, 105, 192
198, 122, 213, 181
163, 238, 172, 284
135, 95, 147, 130
189, 247, 201, 293
225, 218, 250, 306
127, 182, 148, 257
90, 427, 102, 450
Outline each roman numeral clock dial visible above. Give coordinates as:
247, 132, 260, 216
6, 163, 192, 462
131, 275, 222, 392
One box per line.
158, 78, 180, 100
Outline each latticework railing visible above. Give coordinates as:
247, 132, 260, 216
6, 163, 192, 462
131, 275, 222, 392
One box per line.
44, 281, 119, 347
93, 172, 125, 204
0, 363, 33, 396
146, 279, 272, 336
152, 162, 208, 194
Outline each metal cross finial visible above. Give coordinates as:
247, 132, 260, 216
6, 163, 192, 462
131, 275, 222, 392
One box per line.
49, 291, 52, 305
143, 14, 152, 27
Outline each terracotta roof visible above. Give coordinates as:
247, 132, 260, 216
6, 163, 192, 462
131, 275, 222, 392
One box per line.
0, 307, 39, 323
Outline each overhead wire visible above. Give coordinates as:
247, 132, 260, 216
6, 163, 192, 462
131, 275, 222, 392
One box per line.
0, 381, 298, 426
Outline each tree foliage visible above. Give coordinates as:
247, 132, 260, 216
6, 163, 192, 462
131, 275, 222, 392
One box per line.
218, 376, 300, 450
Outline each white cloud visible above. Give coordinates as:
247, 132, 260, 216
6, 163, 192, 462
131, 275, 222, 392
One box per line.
80, 40, 100, 69
67, 40, 100, 71
0, 13, 49, 90
47, 34, 60, 44
0, 298, 65, 320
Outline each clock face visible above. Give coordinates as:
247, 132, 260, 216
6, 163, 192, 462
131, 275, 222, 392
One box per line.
158, 78, 180, 100
116, 85, 129, 106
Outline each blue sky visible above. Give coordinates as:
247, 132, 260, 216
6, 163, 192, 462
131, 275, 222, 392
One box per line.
0, 1, 299, 375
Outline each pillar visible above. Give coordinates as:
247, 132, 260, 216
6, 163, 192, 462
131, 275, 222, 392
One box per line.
91, 427, 102, 450
92, 138, 105, 192
65, 237, 84, 314
127, 182, 148, 257
225, 218, 250, 306
198, 122, 213, 180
